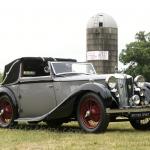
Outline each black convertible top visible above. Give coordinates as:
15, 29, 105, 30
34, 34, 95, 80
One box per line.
2, 57, 77, 84
5, 57, 77, 71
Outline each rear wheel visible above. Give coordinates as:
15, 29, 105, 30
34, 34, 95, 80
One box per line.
77, 92, 109, 133
130, 118, 150, 130
0, 95, 16, 128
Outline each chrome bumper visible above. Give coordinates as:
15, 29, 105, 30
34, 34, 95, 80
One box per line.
106, 105, 150, 114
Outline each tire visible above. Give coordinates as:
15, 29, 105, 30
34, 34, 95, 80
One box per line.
130, 118, 150, 130
46, 119, 63, 128
0, 95, 17, 128
77, 92, 109, 133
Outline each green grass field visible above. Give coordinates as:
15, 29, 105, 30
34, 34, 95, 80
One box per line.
0, 122, 150, 150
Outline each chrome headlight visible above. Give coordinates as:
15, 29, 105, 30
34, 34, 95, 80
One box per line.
134, 75, 145, 88
106, 76, 117, 89
132, 95, 140, 105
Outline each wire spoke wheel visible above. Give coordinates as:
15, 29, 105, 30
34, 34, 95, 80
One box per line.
80, 97, 101, 129
77, 92, 109, 133
130, 117, 150, 130
0, 95, 15, 128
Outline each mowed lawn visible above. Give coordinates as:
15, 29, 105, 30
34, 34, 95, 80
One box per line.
0, 122, 150, 150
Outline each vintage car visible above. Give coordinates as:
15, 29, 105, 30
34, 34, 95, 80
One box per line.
0, 57, 150, 133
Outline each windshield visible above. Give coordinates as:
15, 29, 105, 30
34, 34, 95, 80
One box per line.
51, 62, 96, 75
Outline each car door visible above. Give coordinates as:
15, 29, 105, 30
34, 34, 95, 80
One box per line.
18, 76, 56, 118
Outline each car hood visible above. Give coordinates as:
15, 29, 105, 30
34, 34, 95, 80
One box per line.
54, 73, 132, 82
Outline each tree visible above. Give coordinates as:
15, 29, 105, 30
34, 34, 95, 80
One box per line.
0, 72, 3, 82
119, 31, 150, 81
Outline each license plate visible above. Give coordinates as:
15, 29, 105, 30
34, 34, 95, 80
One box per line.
130, 112, 150, 118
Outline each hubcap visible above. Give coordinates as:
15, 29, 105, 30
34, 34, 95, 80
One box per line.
0, 98, 13, 126
80, 96, 101, 129
140, 118, 150, 125
0, 109, 4, 115
85, 110, 90, 118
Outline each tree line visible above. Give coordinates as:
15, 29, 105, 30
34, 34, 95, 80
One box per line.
119, 31, 150, 81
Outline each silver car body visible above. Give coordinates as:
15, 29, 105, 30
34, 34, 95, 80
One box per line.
0, 57, 150, 123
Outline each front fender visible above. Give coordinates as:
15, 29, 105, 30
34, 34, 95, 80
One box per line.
142, 82, 150, 103
144, 82, 150, 89
45, 82, 112, 120
15, 82, 112, 122
79, 82, 112, 100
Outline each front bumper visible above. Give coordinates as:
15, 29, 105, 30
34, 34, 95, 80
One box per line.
106, 105, 150, 114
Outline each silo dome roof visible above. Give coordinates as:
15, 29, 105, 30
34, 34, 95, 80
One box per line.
87, 13, 117, 28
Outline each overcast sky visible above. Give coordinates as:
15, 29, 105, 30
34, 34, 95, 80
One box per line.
0, 0, 150, 72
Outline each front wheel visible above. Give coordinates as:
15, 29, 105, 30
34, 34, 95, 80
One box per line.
77, 92, 109, 133
0, 95, 16, 128
130, 118, 150, 130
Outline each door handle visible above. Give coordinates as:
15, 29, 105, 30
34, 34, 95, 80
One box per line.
48, 85, 54, 88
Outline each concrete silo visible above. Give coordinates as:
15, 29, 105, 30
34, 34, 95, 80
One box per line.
86, 13, 118, 74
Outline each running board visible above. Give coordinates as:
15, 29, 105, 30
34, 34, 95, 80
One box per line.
14, 114, 47, 122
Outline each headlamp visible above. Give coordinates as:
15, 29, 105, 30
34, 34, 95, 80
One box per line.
134, 75, 145, 88
106, 76, 117, 89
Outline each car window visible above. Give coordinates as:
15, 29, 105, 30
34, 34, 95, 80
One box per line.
21, 61, 50, 77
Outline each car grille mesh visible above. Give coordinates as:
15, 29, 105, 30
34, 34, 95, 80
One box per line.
117, 77, 133, 108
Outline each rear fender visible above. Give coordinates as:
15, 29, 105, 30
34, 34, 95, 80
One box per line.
0, 86, 18, 108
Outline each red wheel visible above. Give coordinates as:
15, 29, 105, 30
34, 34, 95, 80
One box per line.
77, 92, 109, 133
130, 118, 150, 130
80, 96, 101, 129
0, 95, 16, 128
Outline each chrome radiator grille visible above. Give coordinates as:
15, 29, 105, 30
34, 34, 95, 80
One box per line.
117, 77, 133, 108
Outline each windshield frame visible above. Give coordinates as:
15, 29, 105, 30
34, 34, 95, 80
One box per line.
50, 62, 96, 76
